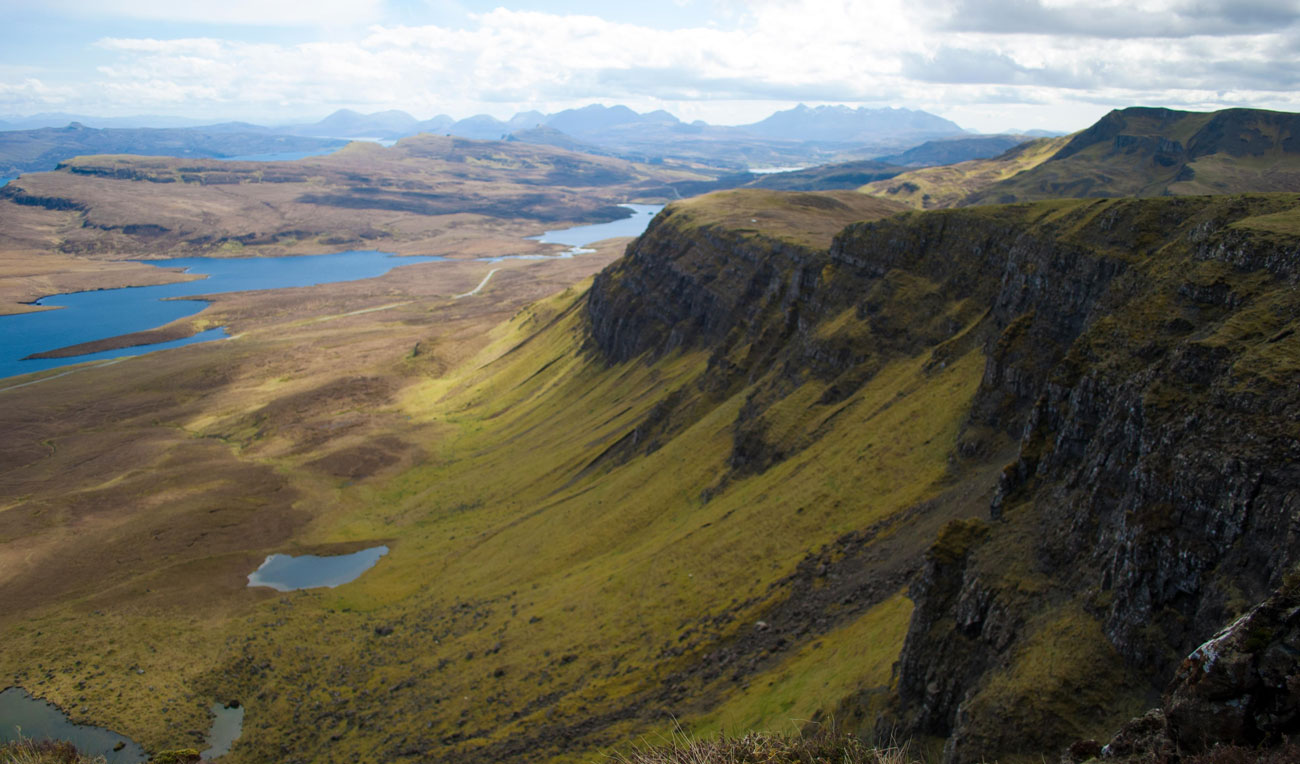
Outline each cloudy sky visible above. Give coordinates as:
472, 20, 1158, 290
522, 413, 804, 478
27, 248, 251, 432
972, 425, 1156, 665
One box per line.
4, 0, 1300, 132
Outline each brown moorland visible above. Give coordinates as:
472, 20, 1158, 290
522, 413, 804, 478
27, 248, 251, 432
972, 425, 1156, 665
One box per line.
0, 134, 717, 314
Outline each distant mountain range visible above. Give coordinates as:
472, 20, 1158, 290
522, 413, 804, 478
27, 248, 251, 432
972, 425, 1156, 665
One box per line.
272, 103, 967, 149
0, 104, 1092, 185
0, 104, 994, 175
741, 104, 961, 143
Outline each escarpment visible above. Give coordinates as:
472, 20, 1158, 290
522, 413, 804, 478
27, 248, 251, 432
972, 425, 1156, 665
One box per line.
872, 197, 1300, 762
585, 191, 1300, 763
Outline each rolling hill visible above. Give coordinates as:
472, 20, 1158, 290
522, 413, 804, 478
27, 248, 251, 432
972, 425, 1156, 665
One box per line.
965, 106, 1300, 204
859, 135, 1069, 208
0, 123, 347, 177
861, 107, 1300, 208
873, 134, 1032, 167
0, 134, 720, 262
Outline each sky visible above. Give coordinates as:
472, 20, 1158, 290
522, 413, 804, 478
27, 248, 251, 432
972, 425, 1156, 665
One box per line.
3, 0, 1300, 133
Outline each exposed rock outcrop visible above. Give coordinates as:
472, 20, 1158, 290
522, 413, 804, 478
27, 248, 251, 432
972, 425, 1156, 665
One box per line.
587, 190, 1300, 763
868, 196, 1300, 762
1065, 577, 1300, 762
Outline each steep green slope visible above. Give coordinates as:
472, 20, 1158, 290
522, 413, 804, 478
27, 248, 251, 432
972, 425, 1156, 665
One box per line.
583, 191, 1299, 761
216, 190, 986, 762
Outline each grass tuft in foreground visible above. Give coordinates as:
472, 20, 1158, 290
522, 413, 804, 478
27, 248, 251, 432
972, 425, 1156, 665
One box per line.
0, 739, 104, 764
606, 730, 918, 764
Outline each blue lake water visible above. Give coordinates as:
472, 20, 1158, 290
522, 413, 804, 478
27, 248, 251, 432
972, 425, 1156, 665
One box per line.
0, 204, 663, 381
0, 687, 146, 763
0, 251, 443, 380
247, 546, 389, 591
528, 204, 661, 248
0, 176, 13, 187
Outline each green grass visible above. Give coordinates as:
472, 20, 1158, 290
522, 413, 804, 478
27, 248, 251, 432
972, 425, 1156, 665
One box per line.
691, 592, 913, 737
0, 249, 993, 762
181, 258, 985, 760
604, 728, 919, 764
657, 189, 908, 248
858, 136, 1070, 209
0, 740, 104, 764
952, 602, 1148, 762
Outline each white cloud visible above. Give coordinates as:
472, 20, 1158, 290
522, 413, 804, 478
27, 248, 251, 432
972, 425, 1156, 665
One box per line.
10, 1, 1300, 131
37, 0, 386, 27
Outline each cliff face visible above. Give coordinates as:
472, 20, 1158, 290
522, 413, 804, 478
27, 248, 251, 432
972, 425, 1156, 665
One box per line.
587, 192, 990, 478
861, 196, 1299, 762
587, 207, 824, 366
586, 192, 1300, 762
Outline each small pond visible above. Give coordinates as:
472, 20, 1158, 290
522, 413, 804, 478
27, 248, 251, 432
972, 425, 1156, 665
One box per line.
201, 702, 244, 759
0, 687, 146, 763
247, 545, 389, 591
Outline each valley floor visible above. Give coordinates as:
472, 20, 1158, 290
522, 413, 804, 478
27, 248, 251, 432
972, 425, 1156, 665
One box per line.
0, 192, 978, 763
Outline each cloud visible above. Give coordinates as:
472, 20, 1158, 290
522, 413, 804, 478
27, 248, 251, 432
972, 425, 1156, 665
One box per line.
0, 78, 78, 111
901, 47, 1113, 89
37, 0, 386, 27
6, 0, 1300, 132
902, 48, 1035, 85
81, 6, 921, 118
939, 0, 1300, 38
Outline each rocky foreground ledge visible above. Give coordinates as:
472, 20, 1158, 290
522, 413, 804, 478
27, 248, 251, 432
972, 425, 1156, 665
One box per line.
1067, 577, 1300, 763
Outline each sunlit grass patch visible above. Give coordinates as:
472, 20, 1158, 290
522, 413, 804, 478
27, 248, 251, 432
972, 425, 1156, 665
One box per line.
692, 592, 913, 737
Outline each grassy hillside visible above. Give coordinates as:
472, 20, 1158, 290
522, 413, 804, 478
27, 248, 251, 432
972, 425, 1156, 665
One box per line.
645, 188, 907, 247
861, 107, 1300, 209
965, 107, 1300, 204
858, 136, 1068, 208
